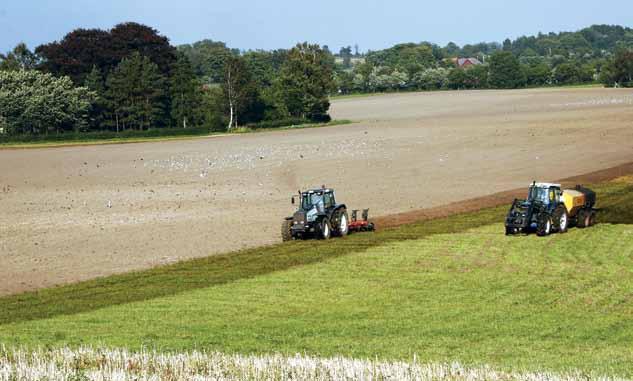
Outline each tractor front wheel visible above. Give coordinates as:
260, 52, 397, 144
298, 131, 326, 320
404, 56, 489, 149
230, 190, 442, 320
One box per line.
281, 219, 293, 242
536, 214, 552, 236
318, 218, 332, 240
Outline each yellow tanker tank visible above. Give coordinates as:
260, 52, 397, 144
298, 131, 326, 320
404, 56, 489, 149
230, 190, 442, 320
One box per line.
562, 189, 586, 217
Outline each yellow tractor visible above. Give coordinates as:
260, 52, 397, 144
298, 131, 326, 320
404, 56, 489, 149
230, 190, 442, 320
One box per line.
505, 182, 597, 236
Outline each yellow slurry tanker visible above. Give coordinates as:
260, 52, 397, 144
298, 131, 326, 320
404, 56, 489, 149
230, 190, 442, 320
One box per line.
505, 182, 597, 236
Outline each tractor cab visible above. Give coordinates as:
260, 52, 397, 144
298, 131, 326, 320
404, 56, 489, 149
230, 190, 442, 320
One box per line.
296, 188, 336, 213
527, 182, 562, 209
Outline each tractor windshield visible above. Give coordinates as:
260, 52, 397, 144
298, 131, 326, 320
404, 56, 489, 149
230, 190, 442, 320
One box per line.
302, 193, 324, 211
528, 186, 549, 204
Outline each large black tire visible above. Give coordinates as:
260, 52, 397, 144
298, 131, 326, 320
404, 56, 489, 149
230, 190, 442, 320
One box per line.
281, 219, 293, 242
577, 209, 590, 228
553, 205, 569, 233
332, 208, 349, 237
505, 226, 514, 236
317, 218, 331, 240
536, 213, 553, 237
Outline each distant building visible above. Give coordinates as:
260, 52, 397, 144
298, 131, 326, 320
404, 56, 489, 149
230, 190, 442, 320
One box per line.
455, 57, 483, 68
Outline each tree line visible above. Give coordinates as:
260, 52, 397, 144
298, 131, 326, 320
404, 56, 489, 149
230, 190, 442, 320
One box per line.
1, 23, 633, 138
0, 23, 333, 137
333, 25, 633, 93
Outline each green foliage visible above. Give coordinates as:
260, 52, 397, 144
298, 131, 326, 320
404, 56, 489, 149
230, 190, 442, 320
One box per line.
83, 66, 107, 129
339, 46, 352, 69
0, 70, 94, 135
0, 43, 39, 71
601, 49, 633, 87
170, 53, 202, 128
552, 62, 593, 85
412, 68, 449, 90
366, 43, 436, 76
242, 50, 287, 87
199, 86, 227, 132
488, 51, 526, 89
1, 179, 633, 376
105, 52, 166, 131
525, 62, 551, 86
178, 40, 240, 84
334, 70, 355, 94
0, 126, 212, 145
273, 42, 335, 121
448, 68, 468, 89
222, 56, 263, 130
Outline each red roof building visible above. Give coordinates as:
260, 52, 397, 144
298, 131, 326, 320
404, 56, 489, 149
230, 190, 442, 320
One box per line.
456, 57, 483, 68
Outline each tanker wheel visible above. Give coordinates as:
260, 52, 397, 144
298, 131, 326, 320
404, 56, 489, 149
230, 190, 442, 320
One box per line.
589, 211, 597, 227
318, 218, 332, 240
577, 210, 590, 229
333, 208, 349, 237
281, 219, 293, 242
536, 214, 552, 237
553, 206, 569, 233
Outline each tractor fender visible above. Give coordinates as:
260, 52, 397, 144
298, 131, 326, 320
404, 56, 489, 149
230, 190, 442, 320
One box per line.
327, 204, 347, 219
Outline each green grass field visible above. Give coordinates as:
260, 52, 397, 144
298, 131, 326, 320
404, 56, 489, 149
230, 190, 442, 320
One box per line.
1, 177, 632, 377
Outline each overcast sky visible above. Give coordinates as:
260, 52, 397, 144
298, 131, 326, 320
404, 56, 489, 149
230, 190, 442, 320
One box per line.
1, 0, 632, 53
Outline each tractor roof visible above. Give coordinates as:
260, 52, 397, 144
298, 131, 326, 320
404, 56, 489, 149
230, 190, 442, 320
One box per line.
303, 188, 333, 194
533, 182, 561, 188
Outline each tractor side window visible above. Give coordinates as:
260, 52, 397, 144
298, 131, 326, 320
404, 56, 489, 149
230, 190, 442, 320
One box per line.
324, 193, 334, 208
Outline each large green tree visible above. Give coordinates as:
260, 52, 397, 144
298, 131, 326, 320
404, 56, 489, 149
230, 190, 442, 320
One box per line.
169, 53, 201, 128
488, 51, 526, 89
84, 65, 108, 130
105, 52, 166, 131
178, 40, 239, 84
601, 49, 633, 87
222, 56, 261, 130
0, 70, 93, 135
273, 42, 335, 121
0, 43, 39, 71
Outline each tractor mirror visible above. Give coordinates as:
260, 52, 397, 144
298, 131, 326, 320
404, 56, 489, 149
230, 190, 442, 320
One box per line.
291, 196, 295, 205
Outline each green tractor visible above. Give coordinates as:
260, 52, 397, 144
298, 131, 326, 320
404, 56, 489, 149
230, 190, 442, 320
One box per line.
281, 187, 357, 241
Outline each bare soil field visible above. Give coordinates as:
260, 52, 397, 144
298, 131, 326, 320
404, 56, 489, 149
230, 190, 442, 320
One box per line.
1, 87, 633, 295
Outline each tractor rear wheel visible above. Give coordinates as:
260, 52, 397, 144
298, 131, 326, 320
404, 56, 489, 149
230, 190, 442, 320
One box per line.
318, 218, 332, 240
553, 206, 569, 233
281, 219, 293, 242
333, 208, 349, 237
536, 214, 552, 236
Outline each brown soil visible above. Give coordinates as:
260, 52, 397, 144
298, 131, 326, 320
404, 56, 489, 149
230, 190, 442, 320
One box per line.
1, 87, 633, 296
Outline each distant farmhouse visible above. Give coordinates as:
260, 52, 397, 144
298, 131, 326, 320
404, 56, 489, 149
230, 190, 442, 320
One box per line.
455, 57, 483, 68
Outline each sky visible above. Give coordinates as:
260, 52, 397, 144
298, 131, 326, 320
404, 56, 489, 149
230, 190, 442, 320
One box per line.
1, 0, 632, 53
